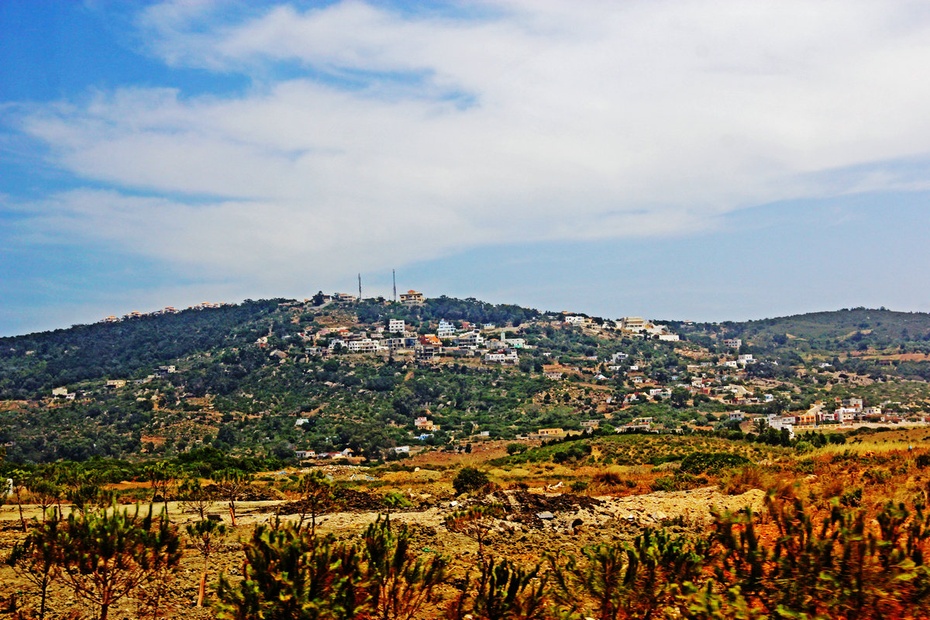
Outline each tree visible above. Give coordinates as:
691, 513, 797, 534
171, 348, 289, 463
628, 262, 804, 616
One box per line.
57, 505, 181, 620
178, 476, 215, 521
363, 517, 446, 620
448, 557, 547, 620
381, 491, 413, 525
444, 504, 504, 566
211, 469, 252, 527
27, 474, 62, 523
143, 462, 177, 515
5, 513, 62, 619
452, 467, 489, 495
186, 518, 227, 608
670, 387, 690, 409
216, 520, 366, 620
292, 470, 334, 537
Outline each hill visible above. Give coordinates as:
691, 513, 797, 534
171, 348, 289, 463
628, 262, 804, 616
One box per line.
2, 297, 930, 464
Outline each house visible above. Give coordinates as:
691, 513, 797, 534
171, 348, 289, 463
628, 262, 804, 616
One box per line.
796, 410, 818, 426
400, 290, 425, 305
415, 344, 440, 361
499, 331, 526, 348
437, 319, 457, 338
294, 450, 316, 459
842, 398, 864, 412
414, 416, 439, 431
393, 446, 411, 455
623, 417, 653, 432
388, 319, 405, 333
106, 379, 127, 389
728, 411, 745, 421
658, 334, 680, 342
835, 408, 858, 423
346, 339, 382, 353
564, 315, 585, 325
529, 428, 566, 440
484, 349, 519, 365
456, 331, 485, 347
621, 317, 647, 332
724, 338, 742, 349
52, 387, 69, 397
737, 354, 755, 365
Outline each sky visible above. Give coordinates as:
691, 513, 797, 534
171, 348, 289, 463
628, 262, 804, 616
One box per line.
3, 0, 930, 336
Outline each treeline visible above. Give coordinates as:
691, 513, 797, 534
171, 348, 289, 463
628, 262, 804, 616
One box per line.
0, 300, 282, 399
356, 295, 542, 327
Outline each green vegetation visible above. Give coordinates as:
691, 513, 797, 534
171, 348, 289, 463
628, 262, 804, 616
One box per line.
2, 297, 930, 469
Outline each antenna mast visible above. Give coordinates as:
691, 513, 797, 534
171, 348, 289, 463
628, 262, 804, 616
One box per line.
393, 269, 397, 303
358, 273, 362, 303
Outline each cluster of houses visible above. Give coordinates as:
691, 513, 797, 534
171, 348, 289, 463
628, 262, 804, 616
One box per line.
289, 314, 527, 366
100, 302, 226, 324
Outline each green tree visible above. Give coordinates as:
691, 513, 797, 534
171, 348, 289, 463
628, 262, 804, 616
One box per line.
216, 520, 366, 620
452, 467, 490, 495
57, 505, 182, 620
362, 517, 446, 620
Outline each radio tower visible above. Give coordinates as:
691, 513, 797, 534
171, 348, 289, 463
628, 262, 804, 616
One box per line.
393, 269, 397, 303
358, 273, 362, 303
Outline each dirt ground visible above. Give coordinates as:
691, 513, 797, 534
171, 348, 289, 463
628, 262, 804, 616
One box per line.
0, 485, 763, 619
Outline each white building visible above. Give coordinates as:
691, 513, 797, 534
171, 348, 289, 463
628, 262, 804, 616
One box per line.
484, 349, 519, 365
388, 319, 405, 334
347, 338, 382, 353
437, 319, 457, 338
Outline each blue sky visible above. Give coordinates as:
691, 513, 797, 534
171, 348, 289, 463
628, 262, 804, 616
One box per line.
3, 0, 930, 336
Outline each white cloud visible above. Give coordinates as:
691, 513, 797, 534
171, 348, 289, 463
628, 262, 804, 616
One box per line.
12, 0, 930, 292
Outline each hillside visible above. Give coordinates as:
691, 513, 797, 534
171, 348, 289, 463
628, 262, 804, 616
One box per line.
2, 297, 930, 464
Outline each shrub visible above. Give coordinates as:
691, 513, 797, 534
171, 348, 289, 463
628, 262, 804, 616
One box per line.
679, 452, 751, 475
217, 521, 365, 619
452, 467, 490, 495
721, 466, 766, 495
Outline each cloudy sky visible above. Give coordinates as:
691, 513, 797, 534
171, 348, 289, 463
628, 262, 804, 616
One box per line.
3, 0, 930, 335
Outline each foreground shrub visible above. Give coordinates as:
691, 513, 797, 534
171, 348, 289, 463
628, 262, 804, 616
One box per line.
58, 505, 181, 620
217, 521, 365, 620
548, 529, 706, 620
218, 517, 447, 620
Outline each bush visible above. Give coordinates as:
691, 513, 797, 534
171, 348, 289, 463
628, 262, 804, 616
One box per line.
679, 452, 751, 475
452, 467, 490, 495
